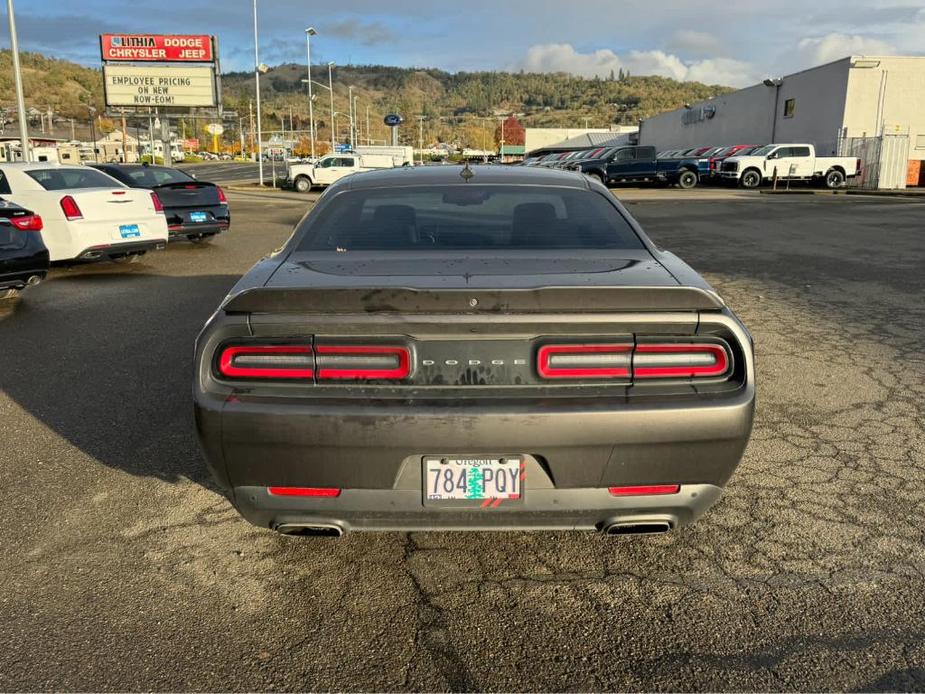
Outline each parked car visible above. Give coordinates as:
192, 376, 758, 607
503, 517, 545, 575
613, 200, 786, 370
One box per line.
288, 153, 395, 193
578, 146, 707, 189
0, 163, 168, 263
720, 144, 861, 189
193, 165, 755, 537
708, 145, 760, 178
0, 197, 49, 298
89, 163, 230, 243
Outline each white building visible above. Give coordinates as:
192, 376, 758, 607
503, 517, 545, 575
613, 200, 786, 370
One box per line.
640, 55, 925, 186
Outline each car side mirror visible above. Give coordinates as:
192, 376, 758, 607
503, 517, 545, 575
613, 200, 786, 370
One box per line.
767, 152, 778, 160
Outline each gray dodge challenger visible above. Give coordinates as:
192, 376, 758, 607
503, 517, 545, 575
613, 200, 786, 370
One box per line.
194, 165, 755, 537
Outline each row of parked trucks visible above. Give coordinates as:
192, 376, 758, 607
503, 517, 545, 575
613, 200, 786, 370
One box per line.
525, 143, 861, 190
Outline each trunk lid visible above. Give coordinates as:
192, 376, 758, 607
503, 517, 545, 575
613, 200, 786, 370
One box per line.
152, 181, 221, 209
67, 188, 156, 223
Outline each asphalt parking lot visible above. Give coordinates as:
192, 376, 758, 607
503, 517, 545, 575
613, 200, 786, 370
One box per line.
1, 191, 923, 691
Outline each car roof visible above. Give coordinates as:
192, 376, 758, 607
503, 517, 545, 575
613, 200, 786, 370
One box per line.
0, 162, 85, 170
341, 164, 590, 190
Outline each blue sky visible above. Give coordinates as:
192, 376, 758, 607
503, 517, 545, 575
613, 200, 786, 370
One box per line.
4, 0, 924, 86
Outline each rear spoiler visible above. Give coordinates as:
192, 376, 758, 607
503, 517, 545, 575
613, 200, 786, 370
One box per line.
223, 286, 725, 314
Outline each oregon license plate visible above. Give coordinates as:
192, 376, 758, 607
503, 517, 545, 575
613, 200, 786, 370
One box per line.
190, 211, 208, 223
119, 224, 140, 238
424, 457, 523, 503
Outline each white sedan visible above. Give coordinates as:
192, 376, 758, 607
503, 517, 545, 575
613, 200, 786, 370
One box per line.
0, 163, 168, 262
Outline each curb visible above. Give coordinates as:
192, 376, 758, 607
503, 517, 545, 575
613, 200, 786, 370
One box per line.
761, 188, 925, 198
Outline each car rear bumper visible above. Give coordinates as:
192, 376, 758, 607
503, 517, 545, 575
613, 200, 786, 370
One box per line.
0, 248, 50, 289
167, 220, 229, 238
196, 387, 754, 533
232, 481, 724, 534
74, 239, 167, 261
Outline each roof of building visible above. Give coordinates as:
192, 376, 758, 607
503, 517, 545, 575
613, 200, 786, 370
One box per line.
340, 163, 590, 190
526, 131, 638, 156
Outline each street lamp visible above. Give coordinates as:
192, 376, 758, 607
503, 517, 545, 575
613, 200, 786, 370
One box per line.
348, 86, 355, 149
6, 0, 30, 162
327, 62, 336, 152
304, 27, 317, 160
353, 94, 359, 147
763, 77, 784, 142
253, 0, 266, 185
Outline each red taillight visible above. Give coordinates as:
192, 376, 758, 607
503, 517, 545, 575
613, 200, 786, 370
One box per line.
633, 343, 728, 379
608, 484, 680, 496
151, 192, 164, 213
59, 195, 83, 221
10, 214, 43, 231
315, 345, 410, 380
536, 342, 730, 380
267, 486, 341, 498
537, 344, 631, 379
218, 344, 313, 379
216, 186, 227, 203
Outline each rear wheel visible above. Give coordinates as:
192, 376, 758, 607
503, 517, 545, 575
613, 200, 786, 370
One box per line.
677, 170, 698, 189
294, 176, 313, 193
740, 169, 762, 189
824, 169, 846, 189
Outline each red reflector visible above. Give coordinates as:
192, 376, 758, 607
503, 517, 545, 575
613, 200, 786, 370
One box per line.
218, 345, 313, 379
59, 195, 83, 221
267, 486, 341, 498
315, 345, 410, 380
151, 192, 164, 213
608, 485, 680, 496
537, 344, 631, 379
216, 186, 227, 203
10, 214, 43, 231
111, 190, 126, 195
634, 343, 729, 379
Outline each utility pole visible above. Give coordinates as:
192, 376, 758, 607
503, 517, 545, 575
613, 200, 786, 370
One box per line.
305, 27, 317, 160
120, 109, 128, 162
238, 116, 246, 158
253, 0, 265, 184
418, 115, 425, 165
366, 104, 370, 146
7, 0, 31, 161
348, 86, 355, 149
249, 99, 255, 157
327, 62, 336, 152
499, 116, 505, 163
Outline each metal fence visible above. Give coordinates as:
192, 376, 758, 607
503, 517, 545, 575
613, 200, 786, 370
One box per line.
837, 132, 910, 189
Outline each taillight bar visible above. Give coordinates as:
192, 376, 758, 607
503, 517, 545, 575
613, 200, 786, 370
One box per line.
537, 344, 631, 379
151, 192, 165, 213
216, 185, 227, 203
218, 345, 313, 379
215, 343, 411, 381
537, 342, 730, 380
315, 345, 410, 380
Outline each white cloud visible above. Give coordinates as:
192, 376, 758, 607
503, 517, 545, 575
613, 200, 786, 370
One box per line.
517, 43, 758, 87
794, 33, 895, 67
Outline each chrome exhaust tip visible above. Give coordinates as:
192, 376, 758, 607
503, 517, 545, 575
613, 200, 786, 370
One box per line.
26, 275, 42, 286
275, 523, 344, 538
603, 521, 672, 536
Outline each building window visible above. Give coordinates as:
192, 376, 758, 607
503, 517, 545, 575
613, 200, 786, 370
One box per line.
783, 98, 796, 118
915, 135, 925, 150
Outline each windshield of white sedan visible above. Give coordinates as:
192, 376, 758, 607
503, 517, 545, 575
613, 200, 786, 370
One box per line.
297, 185, 645, 251
26, 168, 121, 191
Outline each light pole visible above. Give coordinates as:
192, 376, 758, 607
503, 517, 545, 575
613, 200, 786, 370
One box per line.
347, 86, 355, 149
7, 0, 30, 161
763, 77, 784, 143
304, 27, 317, 160
417, 115, 425, 164
253, 0, 265, 185
327, 62, 336, 151
353, 95, 359, 147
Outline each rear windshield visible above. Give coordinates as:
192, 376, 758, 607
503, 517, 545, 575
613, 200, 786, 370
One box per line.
120, 166, 195, 187
296, 185, 645, 251
26, 167, 120, 191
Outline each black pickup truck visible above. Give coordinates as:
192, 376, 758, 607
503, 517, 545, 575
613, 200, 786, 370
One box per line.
570, 146, 707, 189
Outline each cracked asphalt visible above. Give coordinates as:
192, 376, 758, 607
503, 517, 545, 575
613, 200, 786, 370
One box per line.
1, 190, 923, 691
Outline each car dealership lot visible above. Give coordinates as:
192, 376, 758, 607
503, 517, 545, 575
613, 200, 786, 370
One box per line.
1, 192, 923, 691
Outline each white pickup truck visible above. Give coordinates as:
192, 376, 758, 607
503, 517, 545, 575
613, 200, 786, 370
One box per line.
719, 144, 860, 189
287, 153, 394, 193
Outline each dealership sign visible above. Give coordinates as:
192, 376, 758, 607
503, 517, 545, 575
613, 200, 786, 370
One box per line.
103, 65, 217, 107
100, 34, 214, 62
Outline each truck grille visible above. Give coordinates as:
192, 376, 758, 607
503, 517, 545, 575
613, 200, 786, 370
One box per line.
721, 161, 739, 173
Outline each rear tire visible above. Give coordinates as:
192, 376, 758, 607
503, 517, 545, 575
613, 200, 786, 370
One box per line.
740, 169, 762, 189
677, 169, 698, 189
294, 176, 313, 193
824, 169, 846, 189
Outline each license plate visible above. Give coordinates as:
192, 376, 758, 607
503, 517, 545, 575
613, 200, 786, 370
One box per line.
119, 224, 140, 239
424, 457, 523, 503
190, 211, 208, 223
